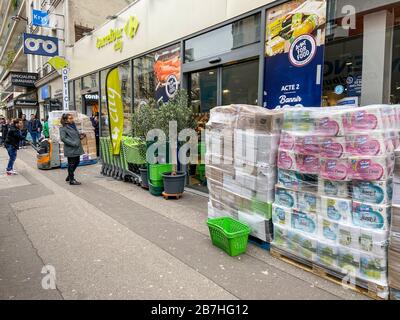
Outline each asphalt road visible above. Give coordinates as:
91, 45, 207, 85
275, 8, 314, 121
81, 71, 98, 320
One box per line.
0, 147, 368, 300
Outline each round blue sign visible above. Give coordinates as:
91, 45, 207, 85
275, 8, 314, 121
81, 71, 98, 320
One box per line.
289, 34, 317, 67
334, 85, 345, 95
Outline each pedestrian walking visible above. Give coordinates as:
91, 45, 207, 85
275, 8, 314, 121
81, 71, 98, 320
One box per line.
91, 113, 100, 156
28, 114, 42, 147
20, 114, 28, 149
1, 119, 10, 147
60, 113, 85, 186
4, 119, 25, 176
43, 116, 50, 139
0, 118, 5, 146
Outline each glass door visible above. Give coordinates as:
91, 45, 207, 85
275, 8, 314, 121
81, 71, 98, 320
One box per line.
187, 59, 259, 192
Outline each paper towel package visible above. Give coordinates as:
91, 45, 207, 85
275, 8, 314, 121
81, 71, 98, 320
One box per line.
320, 196, 352, 224
352, 202, 391, 231
317, 241, 339, 270
346, 132, 392, 156
352, 180, 393, 205
320, 136, 347, 158
286, 230, 318, 261
318, 217, 339, 243
297, 190, 320, 213
272, 204, 292, 227
338, 247, 360, 272
338, 225, 360, 250
320, 158, 350, 181
275, 186, 297, 209
291, 209, 318, 235
273, 224, 288, 248
349, 154, 395, 181
318, 178, 349, 198
358, 228, 389, 257
359, 252, 388, 285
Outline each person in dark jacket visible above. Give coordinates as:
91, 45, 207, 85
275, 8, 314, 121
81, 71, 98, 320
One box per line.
4, 119, 25, 175
20, 114, 28, 148
28, 114, 42, 147
60, 113, 85, 185
1, 119, 10, 147
90, 113, 100, 156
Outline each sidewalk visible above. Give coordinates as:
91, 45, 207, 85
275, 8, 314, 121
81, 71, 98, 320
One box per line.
0, 147, 368, 300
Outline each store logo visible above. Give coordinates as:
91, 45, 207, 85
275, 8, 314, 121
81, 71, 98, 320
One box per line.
23, 33, 59, 57
334, 85, 345, 95
289, 34, 316, 67
96, 16, 139, 52
32, 9, 49, 27
166, 75, 179, 98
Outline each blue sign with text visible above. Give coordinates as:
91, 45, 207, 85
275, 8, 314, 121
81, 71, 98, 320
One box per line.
23, 33, 59, 57
32, 9, 49, 27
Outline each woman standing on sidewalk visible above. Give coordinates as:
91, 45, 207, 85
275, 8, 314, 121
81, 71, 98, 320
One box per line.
60, 114, 85, 186
4, 119, 25, 176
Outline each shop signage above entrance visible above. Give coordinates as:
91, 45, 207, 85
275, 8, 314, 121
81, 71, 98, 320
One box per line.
10, 72, 39, 87
96, 16, 140, 52
14, 99, 39, 107
32, 9, 50, 27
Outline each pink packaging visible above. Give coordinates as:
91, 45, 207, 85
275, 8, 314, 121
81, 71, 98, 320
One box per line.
294, 135, 320, 156
277, 150, 296, 170
320, 158, 350, 181
349, 155, 395, 181
295, 153, 320, 174
346, 132, 392, 156
319, 137, 346, 158
315, 116, 343, 137
279, 131, 295, 151
342, 107, 383, 133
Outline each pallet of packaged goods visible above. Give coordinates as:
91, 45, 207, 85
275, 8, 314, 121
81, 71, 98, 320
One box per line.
206, 105, 284, 247
389, 149, 400, 300
272, 105, 400, 301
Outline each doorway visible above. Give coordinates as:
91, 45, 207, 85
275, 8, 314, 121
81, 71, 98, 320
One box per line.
187, 59, 259, 192
82, 92, 99, 118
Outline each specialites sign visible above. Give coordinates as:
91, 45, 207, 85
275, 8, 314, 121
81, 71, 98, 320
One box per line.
10, 72, 38, 87
96, 16, 139, 52
23, 33, 59, 57
264, 0, 327, 109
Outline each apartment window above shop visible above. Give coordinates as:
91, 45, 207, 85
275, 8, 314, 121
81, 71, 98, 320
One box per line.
82, 73, 98, 90
184, 13, 261, 63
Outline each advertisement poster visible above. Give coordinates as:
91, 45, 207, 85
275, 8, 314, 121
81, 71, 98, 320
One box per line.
106, 68, 124, 155
264, 0, 327, 109
154, 44, 181, 104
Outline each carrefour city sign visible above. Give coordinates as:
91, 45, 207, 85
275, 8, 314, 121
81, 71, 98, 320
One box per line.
96, 16, 139, 52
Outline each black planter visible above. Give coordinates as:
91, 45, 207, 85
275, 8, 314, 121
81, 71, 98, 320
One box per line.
139, 168, 149, 188
162, 172, 186, 195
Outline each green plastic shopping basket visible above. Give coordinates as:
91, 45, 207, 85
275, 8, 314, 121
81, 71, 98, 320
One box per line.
207, 217, 251, 257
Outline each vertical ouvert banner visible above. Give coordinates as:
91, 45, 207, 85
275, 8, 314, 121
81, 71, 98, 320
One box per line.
106, 67, 124, 155
264, 0, 327, 109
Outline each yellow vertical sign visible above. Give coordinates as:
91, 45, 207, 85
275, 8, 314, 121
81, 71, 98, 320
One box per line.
106, 68, 124, 155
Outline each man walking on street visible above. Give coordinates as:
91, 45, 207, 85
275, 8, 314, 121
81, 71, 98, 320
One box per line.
1, 118, 10, 147
28, 114, 42, 147
4, 119, 25, 176
20, 114, 28, 149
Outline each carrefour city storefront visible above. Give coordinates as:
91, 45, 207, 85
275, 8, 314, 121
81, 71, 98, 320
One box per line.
67, 0, 400, 191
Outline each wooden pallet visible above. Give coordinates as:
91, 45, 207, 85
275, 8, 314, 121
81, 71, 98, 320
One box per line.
270, 246, 388, 300
162, 192, 183, 200
248, 236, 271, 251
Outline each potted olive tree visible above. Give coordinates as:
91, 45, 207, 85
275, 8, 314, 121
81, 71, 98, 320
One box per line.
131, 100, 158, 188
158, 91, 195, 196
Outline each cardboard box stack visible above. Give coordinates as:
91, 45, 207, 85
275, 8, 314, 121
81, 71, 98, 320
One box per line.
48, 111, 97, 166
206, 105, 284, 243
389, 148, 400, 300
273, 105, 400, 299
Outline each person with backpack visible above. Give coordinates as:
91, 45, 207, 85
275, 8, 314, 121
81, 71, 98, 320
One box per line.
28, 114, 42, 147
4, 119, 25, 175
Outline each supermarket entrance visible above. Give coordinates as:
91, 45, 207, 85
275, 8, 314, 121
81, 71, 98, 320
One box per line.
185, 59, 260, 192
82, 93, 99, 118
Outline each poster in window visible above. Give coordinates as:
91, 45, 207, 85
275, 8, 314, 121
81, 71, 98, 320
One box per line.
154, 44, 181, 104
264, 0, 327, 109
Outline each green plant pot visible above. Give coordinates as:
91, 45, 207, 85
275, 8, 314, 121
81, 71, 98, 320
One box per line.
149, 181, 164, 196
149, 163, 173, 181
139, 168, 149, 188
162, 172, 186, 195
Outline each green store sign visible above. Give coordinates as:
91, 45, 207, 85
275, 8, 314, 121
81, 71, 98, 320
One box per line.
96, 16, 139, 52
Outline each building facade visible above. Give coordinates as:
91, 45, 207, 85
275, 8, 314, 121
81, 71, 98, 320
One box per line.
65, 0, 400, 190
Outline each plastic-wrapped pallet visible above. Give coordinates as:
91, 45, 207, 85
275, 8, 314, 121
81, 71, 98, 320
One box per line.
206, 105, 284, 243
48, 111, 98, 167
389, 149, 400, 299
272, 105, 400, 300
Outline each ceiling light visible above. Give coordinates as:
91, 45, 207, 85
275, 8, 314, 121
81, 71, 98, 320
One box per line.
223, 89, 230, 94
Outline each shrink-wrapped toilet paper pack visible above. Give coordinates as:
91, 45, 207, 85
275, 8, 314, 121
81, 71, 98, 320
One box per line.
352, 201, 391, 231
318, 217, 339, 243
275, 186, 297, 209
349, 154, 395, 181
318, 178, 349, 198
320, 196, 352, 224
277, 150, 297, 171
317, 241, 339, 270
352, 180, 393, 205
272, 204, 291, 227
320, 158, 350, 181
297, 190, 320, 213
291, 209, 318, 235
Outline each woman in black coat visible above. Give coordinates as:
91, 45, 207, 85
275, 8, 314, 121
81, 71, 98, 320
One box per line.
60, 114, 85, 185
